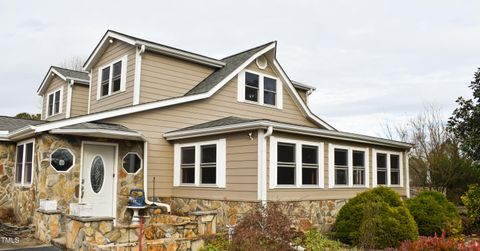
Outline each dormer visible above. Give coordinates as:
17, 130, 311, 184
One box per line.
37, 66, 89, 121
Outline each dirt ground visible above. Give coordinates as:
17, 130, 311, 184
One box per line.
0, 237, 51, 250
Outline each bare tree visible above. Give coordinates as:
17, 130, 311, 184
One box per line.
59, 56, 85, 71
383, 105, 477, 200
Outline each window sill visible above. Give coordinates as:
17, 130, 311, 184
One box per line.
238, 100, 280, 110
175, 184, 224, 189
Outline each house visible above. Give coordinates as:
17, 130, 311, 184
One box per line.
0, 30, 411, 249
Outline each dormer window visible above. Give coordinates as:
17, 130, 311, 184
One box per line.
238, 70, 283, 109
97, 55, 127, 99
47, 89, 62, 117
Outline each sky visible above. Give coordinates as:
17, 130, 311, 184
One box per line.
0, 0, 478, 137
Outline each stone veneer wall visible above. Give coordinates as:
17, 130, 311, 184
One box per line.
0, 142, 16, 209
163, 197, 347, 232
5, 133, 144, 226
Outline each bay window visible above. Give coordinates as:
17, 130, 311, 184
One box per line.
15, 139, 34, 186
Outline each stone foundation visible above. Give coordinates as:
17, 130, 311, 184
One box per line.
164, 197, 346, 232
0, 143, 16, 209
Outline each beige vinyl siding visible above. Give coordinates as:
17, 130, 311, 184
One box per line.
140, 52, 215, 103
267, 131, 408, 201
42, 75, 66, 121
89, 40, 135, 113
297, 88, 308, 103
104, 58, 317, 199
170, 132, 258, 201
70, 84, 89, 117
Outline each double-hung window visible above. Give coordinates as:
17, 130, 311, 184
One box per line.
373, 150, 403, 187
353, 151, 365, 185
376, 153, 387, 185
277, 143, 296, 185
238, 70, 282, 109
174, 139, 226, 188
271, 138, 323, 188
390, 154, 400, 185
47, 89, 62, 117
334, 149, 348, 186
98, 56, 126, 99
329, 145, 369, 188
15, 139, 34, 186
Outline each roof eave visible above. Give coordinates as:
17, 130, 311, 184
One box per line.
164, 121, 412, 149
49, 128, 146, 141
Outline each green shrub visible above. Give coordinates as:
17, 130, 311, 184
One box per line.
462, 184, 480, 227
294, 229, 344, 251
406, 191, 462, 236
335, 187, 418, 249
199, 234, 231, 251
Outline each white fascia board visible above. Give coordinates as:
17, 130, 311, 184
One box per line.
292, 80, 316, 91
136, 41, 225, 68
272, 59, 335, 131
49, 128, 146, 141
33, 43, 277, 134
163, 120, 412, 149
84, 30, 225, 71
37, 68, 66, 95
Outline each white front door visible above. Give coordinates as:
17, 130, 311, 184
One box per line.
81, 143, 116, 217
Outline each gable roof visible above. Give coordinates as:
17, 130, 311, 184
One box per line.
164, 116, 412, 149
186, 42, 276, 96
83, 30, 226, 71
0, 116, 45, 133
37, 66, 89, 94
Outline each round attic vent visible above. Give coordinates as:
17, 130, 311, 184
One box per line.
256, 55, 268, 70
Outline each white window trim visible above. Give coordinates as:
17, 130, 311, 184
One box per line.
173, 138, 226, 188
46, 87, 63, 118
96, 55, 128, 100
50, 147, 75, 173
269, 136, 324, 189
328, 144, 370, 188
372, 149, 404, 188
237, 69, 283, 109
14, 138, 35, 187
122, 152, 143, 175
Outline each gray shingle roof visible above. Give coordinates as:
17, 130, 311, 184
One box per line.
52, 66, 89, 82
58, 122, 136, 133
0, 116, 45, 132
185, 42, 275, 96
171, 117, 259, 133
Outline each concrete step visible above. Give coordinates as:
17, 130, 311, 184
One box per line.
51, 236, 66, 250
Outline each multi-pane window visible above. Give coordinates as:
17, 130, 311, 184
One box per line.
180, 147, 195, 184
264, 77, 277, 106
245, 72, 259, 102
241, 71, 280, 107
99, 57, 124, 98
277, 143, 296, 185
390, 154, 400, 185
175, 140, 225, 187
200, 145, 217, 184
353, 150, 365, 185
334, 149, 348, 185
302, 145, 318, 185
47, 90, 61, 117
15, 140, 34, 186
376, 153, 387, 185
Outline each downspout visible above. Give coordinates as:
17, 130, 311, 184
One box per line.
261, 126, 273, 206
143, 141, 171, 213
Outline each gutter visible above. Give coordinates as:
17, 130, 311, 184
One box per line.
164, 121, 412, 149
143, 141, 171, 213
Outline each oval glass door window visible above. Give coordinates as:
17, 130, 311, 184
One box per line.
90, 156, 105, 193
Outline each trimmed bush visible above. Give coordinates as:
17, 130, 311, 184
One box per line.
335, 187, 418, 249
462, 184, 480, 227
406, 191, 462, 236
294, 229, 344, 251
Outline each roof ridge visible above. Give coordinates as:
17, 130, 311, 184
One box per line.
0, 115, 45, 123
221, 41, 276, 60
51, 65, 88, 74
